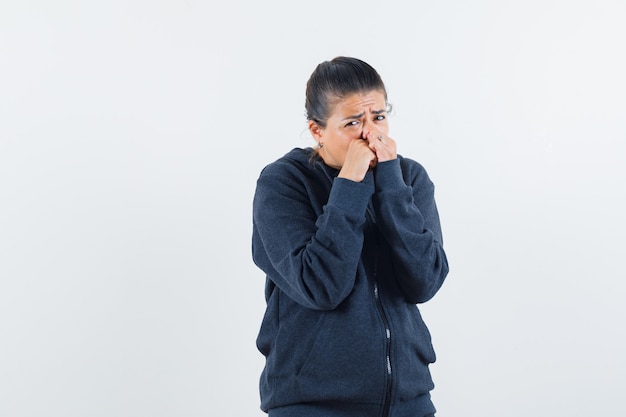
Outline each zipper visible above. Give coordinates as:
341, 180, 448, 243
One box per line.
373, 281, 392, 417
369, 210, 392, 417
361, 185, 394, 417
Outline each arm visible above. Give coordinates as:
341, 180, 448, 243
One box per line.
373, 158, 449, 303
252, 161, 374, 310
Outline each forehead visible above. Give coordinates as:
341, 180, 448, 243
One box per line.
330, 90, 386, 115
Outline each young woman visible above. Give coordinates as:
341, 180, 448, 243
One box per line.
252, 56, 449, 417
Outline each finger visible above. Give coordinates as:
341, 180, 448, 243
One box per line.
368, 133, 385, 151
365, 129, 385, 144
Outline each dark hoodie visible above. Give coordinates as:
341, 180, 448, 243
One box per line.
252, 148, 449, 416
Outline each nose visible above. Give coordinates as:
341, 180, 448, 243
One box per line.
360, 118, 374, 139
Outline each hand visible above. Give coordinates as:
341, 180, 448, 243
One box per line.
338, 139, 376, 182
365, 129, 397, 163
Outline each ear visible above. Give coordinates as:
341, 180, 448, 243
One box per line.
308, 120, 323, 142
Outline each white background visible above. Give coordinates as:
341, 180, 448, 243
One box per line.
1, 1, 625, 416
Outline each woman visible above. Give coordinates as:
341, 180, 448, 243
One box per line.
252, 56, 449, 417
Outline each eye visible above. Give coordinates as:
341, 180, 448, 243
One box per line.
344, 120, 360, 128
375, 115, 386, 121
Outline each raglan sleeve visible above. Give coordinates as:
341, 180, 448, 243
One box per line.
252, 161, 374, 310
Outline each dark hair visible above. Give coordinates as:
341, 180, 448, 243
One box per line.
305, 56, 388, 128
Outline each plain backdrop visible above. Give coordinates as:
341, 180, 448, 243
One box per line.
1, 1, 625, 416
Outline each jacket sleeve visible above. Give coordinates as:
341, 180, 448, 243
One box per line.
373, 158, 449, 303
252, 161, 374, 310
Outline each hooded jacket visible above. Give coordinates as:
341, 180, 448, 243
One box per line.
252, 147, 449, 416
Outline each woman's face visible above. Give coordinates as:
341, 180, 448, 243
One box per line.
310, 90, 388, 169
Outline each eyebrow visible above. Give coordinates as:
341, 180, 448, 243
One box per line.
341, 109, 386, 121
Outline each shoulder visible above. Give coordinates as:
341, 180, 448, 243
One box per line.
259, 147, 316, 177
255, 148, 322, 196
397, 154, 434, 188
253, 148, 323, 210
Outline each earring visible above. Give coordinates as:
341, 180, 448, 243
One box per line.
318, 142, 324, 148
